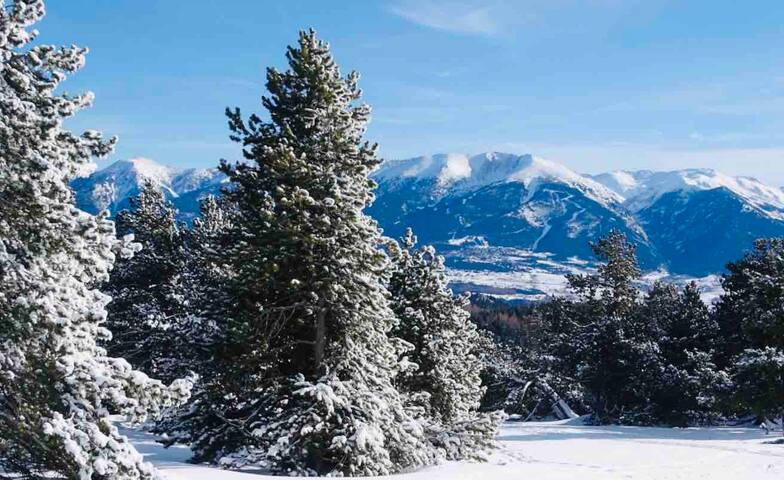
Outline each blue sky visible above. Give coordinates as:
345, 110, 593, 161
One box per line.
42, 1, 784, 184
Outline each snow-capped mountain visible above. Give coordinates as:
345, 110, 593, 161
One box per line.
70, 154, 784, 297
369, 153, 658, 270
71, 158, 226, 220
373, 152, 624, 206
591, 169, 784, 276
592, 169, 784, 218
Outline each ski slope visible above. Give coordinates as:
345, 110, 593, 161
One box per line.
125, 419, 784, 479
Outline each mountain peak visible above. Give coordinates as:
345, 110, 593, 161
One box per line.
592, 168, 784, 217
374, 153, 472, 185
72, 158, 225, 217
375, 152, 623, 206
99, 157, 174, 188
104, 156, 169, 173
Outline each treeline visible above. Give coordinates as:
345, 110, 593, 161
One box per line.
483, 231, 784, 430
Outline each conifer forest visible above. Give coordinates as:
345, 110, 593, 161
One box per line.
1, 1, 783, 478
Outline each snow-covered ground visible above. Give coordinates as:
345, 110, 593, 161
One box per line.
125, 419, 784, 479
447, 260, 724, 303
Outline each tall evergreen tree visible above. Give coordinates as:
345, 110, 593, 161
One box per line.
732, 347, 784, 434
193, 30, 435, 475
104, 182, 190, 384
577, 231, 659, 423
533, 297, 592, 415
716, 239, 784, 426
0, 3, 189, 479
387, 229, 484, 422
386, 229, 500, 460
644, 282, 728, 425
716, 238, 784, 357
180, 194, 236, 379
151, 195, 243, 460
548, 230, 663, 424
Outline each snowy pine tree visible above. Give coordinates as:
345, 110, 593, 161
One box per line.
644, 282, 729, 425
180, 194, 236, 377
732, 348, 784, 435
187, 30, 436, 475
386, 229, 483, 423
573, 231, 656, 423
717, 239, 784, 355
0, 2, 189, 478
386, 229, 501, 460
537, 232, 730, 425
545, 231, 663, 424
150, 194, 244, 460
716, 239, 784, 428
533, 297, 592, 415
104, 181, 191, 384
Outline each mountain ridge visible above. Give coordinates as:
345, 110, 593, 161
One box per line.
71, 158, 226, 219
70, 154, 784, 287
591, 168, 784, 219
375, 152, 625, 207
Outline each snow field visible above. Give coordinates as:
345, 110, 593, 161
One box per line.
127, 419, 784, 480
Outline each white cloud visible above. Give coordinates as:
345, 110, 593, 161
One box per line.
388, 1, 504, 36
689, 132, 705, 141
387, 0, 649, 37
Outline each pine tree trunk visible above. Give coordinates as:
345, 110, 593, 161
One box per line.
312, 301, 327, 473
314, 303, 326, 376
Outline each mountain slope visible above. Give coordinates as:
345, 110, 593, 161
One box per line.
592, 169, 784, 218
71, 158, 225, 219
592, 169, 784, 274
637, 187, 784, 275
70, 155, 784, 291
370, 153, 659, 269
